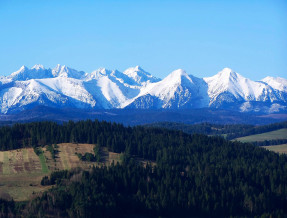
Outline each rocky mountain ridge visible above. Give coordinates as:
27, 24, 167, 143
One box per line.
0, 64, 286, 114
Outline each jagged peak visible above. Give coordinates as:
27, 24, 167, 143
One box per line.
50, 64, 85, 79
10, 65, 28, 76
169, 69, 187, 76
261, 76, 287, 92
31, 64, 45, 70
19, 65, 28, 71
98, 67, 108, 73
53, 64, 69, 71
164, 69, 189, 80
86, 68, 112, 80
60, 65, 68, 71
161, 69, 194, 85
125, 65, 143, 72
135, 65, 144, 71
55, 64, 61, 68
218, 67, 238, 77
262, 76, 273, 81
221, 67, 233, 73
52, 64, 63, 73
122, 66, 159, 84
123, 65, 151, 76
54, 65, 76, 74
261, 76, 287, 83
91, 68, 112, 75
204, 67, 243, 83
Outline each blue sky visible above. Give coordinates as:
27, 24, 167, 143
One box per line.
0, 0, 286, 80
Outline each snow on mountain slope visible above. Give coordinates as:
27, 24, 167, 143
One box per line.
37, 77, 97, 107
95, 76, 127, 107
0, 79, 69, 113
0, 76, 12, 85
85, 68, 111, 80
0, 65, 145, 113
52, 64, 86, 79
122, 66, 160, 86
9, 65, 54, 81
85, 68, 140, 107
125, 69, 208, 109
261, 76, 287, 92
0, 86, 23, 113
203, 68, 280, 107
0, 64, 286, 113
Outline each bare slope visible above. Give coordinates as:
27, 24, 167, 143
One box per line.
234, 128, 287, 142
263, 144, 287, 154
0, 143, 121, 201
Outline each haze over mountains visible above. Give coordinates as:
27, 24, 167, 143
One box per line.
0, 64, 286, 114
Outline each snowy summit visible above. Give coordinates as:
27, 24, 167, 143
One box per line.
0, 65, 286, 114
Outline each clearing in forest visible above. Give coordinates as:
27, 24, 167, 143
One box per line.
0, 143, 121, 201
234, 128, 287, 142
263, 144, 287, 154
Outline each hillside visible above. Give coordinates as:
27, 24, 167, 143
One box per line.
263, 144, 287, 154
0, 120, 287, 217
0, 143, 122, 201
146, 121, 287, 139
234, 128, 287, 143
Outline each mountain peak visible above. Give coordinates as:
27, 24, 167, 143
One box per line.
213, 68, 243, 83
134, 65, 143, 71
127, 65, 142, 71
10, 65, 28, 77
53, 64, 68, 71
170, 69, 187, 76
124, 66, 144, 74
51, 64, 85, 79
262, 76, 273, 81
98, 68, 108, 74
88, 68, 111, 79
1, 64, 287, 114
123, 66, 159, 85
8, 65, 53, 81
60, 65, 68, 71
31, 64, 45, 70
164, 69, 190, 83
20, 65, 28, 71
53, 64, 69, 75
52, 64, 62, 74
262, 76, 287, 92
221, 67, 233, 72
55, 64, 61, 69
218, 67, 235, 76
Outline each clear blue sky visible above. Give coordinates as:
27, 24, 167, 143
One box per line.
0, 0, 286, 80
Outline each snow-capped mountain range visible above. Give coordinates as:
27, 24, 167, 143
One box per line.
0, 64, 286, 114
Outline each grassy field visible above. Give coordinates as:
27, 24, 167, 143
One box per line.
38, 149, 49, 173
234, 128, 287, 143
263, 144, 287, 154
0, 143, 121, 201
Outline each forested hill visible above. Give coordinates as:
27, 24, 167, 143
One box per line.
0, 120, 287, 217
1, 120, 287, 152
145, 121, 287, 139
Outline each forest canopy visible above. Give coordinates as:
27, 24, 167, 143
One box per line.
0, 120, 287, 217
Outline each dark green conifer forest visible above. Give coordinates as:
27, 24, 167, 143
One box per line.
0, 120, 287, 217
